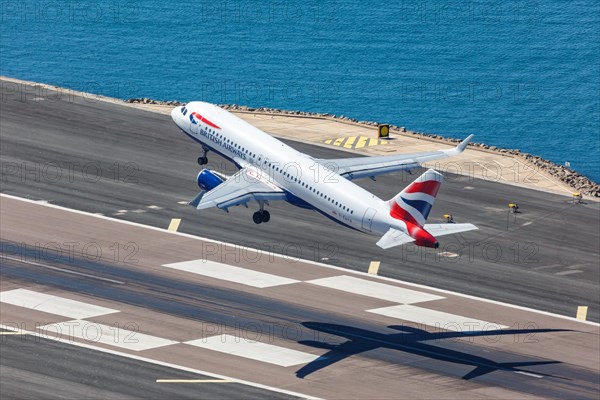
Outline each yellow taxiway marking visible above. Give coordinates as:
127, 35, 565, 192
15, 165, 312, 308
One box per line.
371, 138, 389, 146
353, 136, 369, 149
0, 331, 28, 335
343, 136, 358, 149
168, 218, 181, 232
325, 136, 390, 149
368, 261, 381, 275
576, 306, 588, 321
156, 379, 235, 383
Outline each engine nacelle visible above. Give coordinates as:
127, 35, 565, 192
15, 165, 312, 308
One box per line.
197, 169, 225, 191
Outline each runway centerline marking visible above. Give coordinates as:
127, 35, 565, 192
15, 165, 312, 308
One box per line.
0, 289, 119, 319
163, 259, 299, 288
185, 335, 320, 367
307, 275, 444, 304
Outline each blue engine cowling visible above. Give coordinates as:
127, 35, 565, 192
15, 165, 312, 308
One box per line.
197, 169, 225, 191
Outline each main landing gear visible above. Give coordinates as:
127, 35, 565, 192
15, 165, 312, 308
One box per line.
253, 210, 270, 224
253, 200, 270, 224
197, 147, 209, 165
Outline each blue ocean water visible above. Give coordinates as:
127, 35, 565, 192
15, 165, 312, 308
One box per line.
2, 1, 599, 182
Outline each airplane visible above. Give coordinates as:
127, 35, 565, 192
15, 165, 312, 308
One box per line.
171, 102, 478, 249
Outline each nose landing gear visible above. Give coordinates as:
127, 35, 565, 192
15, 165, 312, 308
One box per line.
197, 147, 209, 165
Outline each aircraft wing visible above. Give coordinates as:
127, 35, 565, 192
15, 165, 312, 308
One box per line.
317, 134, 474, 180
190, 166, 286, 210
423, 223, 478, 236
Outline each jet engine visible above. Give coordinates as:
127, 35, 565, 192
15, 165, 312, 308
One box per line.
197, 169, 226, 191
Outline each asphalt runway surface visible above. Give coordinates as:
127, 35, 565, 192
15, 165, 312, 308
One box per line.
0, 329, 293, 400
1, 197, 598, 399
2, 78, 598, 322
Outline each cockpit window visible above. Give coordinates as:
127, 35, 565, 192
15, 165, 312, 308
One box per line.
182, 107, 187, 115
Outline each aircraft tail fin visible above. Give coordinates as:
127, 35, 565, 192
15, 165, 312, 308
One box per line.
388, 169, 443, 227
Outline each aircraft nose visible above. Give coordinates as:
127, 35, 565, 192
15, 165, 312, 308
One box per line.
171, 106, 185, 128
171, 106, 181, 122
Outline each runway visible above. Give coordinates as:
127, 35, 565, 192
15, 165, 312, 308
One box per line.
1, 328, 293, 400
1, 78, 599, 398
1, 78, 598, 322
1, 196, 598, 399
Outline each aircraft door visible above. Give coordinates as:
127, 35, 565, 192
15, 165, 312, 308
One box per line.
361, 208, 377, 232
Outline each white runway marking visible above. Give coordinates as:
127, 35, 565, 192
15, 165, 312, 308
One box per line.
185, 335, 319, 367
439, 252, 459, 258
307, 275, 444, 304
39, 320, 178, 351
4, 193, 598, 327
0, 289, 119, 319
368, 304, 509, 332
0, 323, 317, 400
163, 260, 299, 288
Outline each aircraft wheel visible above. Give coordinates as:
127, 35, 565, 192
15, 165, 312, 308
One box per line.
252, 211, 263, 224
261, 210, 270, 223
197, 156, 208, 166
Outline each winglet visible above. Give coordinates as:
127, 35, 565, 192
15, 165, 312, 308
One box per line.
457, 134, 475, 151
443, 134, 474, 157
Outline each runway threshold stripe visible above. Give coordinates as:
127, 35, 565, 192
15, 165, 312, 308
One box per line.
0, 289, 119, 319
367, 305, 509, 332
307, 275, 444, 304
162, 260, 300, 288
185, 335, 320, 367
39, 320, 179, 351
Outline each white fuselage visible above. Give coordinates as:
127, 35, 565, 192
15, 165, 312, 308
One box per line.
171, 101, 404, 236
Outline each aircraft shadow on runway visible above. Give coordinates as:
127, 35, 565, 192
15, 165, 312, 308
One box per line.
296, 322, 570, 380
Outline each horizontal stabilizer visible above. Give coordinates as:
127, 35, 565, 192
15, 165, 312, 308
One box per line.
376, 228, 415, 249
423, 223, 478, 237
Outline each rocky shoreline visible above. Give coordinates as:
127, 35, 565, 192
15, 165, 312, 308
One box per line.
126, 98, 599, 197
